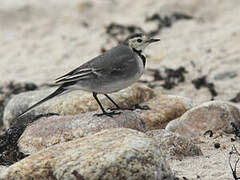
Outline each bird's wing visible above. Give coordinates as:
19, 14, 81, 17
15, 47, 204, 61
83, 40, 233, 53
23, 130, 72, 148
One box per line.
99, 46, 138, 79
55, 67, 102, 84
55, 44, 136, 84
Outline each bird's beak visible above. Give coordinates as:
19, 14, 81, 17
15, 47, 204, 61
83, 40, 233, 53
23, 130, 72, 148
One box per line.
146, 38, 160, 43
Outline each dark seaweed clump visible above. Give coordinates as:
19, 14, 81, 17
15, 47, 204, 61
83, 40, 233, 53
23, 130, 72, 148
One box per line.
105, 12, 194, 42
192, 76, 218, 100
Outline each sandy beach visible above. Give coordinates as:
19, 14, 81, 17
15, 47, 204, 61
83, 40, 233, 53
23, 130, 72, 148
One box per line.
1, 0, 240, 179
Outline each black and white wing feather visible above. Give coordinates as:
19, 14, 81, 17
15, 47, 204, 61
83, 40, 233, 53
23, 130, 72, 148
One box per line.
55, 68, 101, 84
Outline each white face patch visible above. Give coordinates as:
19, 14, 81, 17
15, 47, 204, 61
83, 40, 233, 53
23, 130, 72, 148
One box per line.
128, 35, 149, 51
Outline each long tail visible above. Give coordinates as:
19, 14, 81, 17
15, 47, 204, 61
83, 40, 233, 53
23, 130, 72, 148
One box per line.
15, 86, 66, 120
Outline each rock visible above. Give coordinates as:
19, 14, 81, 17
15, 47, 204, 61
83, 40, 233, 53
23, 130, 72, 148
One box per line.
3, 83, 154, 129
146, 129, 202, 160
165, 118, 180, 132
0, 166, 7, 174
140, 94, 194, 129
0, 125, 28, 166
0, 82, 38, 127
1, 128, 175, 180
18, 111, 146, 154
214, 71, 237, 80
166, 101, 240, 138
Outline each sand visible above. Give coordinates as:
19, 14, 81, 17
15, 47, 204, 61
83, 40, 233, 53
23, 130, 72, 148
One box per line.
1, 0, 240, 179
170, 134, 240, 179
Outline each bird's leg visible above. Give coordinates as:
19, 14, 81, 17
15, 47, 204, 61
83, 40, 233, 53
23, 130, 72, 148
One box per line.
104, 94, 134, 111
93, 93, 121, 117
105, 94, 150, 111
104, 94, 121, 110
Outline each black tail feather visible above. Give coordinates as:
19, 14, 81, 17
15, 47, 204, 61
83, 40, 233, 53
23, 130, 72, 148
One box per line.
15, 86, 66, 120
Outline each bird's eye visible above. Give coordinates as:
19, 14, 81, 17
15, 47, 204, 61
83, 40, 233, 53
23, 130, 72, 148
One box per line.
137, 39, 142, 43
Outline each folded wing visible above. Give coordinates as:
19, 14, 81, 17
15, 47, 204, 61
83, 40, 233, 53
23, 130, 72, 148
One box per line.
55, 68, 101, 84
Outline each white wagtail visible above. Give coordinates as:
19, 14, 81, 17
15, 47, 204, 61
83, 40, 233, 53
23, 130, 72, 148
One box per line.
16, 33, 160, 118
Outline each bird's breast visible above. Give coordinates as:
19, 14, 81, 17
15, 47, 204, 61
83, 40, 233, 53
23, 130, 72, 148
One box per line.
135, 53, 145, 76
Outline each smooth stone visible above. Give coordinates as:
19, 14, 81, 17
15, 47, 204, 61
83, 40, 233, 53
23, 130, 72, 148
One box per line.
4, 83, 154, 129
146, 129, 202, 160
0, 82, 38, 127
214, 71, 237, 80
1, 128, 175, 180
165, 118, 180, 132
18, 111, 146, 154
166, 101, 240, 138
140, 94, 194, 130
0, 165, 7, 174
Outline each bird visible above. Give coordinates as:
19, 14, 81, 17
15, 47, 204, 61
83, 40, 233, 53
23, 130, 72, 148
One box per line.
15, 33, 160, 118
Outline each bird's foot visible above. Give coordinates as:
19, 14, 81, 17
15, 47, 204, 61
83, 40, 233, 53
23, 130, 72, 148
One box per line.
108, 107, 133, 111
108, 104, 150, 111
94, 111, 121, 117
132, 104, 150, 110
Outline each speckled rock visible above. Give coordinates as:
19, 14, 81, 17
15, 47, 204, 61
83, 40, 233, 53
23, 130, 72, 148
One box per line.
18, 111, 146, 154
3, 83, 154, 129
0, 128, 175, 180
166, 101, 240, 138
0, 166, 7, 174
0, 82, 38, 127
140, 94, 194, 130
165, 118, 180, 132
146, 129, 202, 160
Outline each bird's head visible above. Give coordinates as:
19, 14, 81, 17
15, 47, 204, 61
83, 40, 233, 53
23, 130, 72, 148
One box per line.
123, 33, 160, 51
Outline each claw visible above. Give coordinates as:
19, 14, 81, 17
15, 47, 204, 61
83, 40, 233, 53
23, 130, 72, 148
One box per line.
133, 104, 150, 110
94, 111, 121, 117
108, 104, 150, 111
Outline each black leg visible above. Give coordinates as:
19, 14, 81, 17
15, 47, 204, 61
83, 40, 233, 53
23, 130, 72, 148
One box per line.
104, 94, 121, 109
104, 93, 150, 111
93, 92, 120, 117
93, 92, 106, 113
